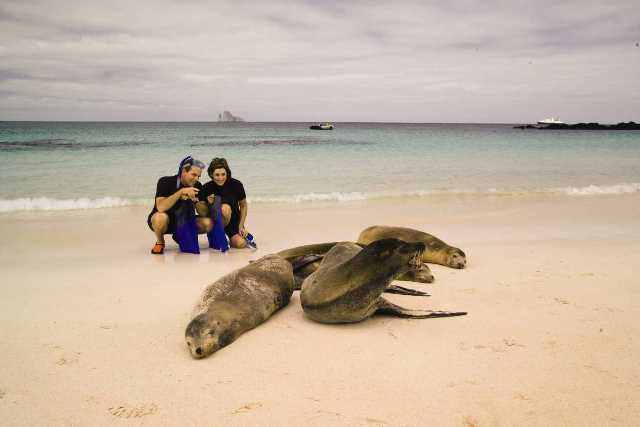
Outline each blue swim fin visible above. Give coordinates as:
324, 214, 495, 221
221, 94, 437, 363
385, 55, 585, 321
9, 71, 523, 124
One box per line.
244, 232, 257, 250
174, 200, 200, 254
207, 196, 229, 252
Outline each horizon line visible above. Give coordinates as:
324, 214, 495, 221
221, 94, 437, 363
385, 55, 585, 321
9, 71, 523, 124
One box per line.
2, 120, 634, 125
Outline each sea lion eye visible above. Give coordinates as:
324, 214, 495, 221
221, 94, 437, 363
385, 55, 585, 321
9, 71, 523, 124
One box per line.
207, 329, 216, 337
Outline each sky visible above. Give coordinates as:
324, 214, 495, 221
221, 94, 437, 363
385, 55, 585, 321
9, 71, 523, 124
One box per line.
1, 0, 639, 123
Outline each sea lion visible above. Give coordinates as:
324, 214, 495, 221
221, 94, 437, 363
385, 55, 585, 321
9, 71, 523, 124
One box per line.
185, 254, 294, 359
357, 226, 467, 269
300, 239, 467, 324
276, 242, 433, 293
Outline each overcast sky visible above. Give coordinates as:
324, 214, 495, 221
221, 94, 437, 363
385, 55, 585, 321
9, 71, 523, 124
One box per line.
1, 0, 639, 122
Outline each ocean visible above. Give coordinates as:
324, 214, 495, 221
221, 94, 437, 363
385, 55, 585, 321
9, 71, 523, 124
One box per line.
1, 122, 639, 213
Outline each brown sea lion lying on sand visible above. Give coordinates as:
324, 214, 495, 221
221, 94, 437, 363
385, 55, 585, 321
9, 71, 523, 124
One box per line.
300, 239, 467, 323
357, 225, 467, 269
185, 254, 294, 359
276, 242, 432, 295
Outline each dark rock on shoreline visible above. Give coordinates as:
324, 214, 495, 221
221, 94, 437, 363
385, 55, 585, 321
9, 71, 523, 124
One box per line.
514, 121, 640, 130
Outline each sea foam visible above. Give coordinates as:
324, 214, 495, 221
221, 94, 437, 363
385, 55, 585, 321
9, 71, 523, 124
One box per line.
2, 183, 638, 213
250, 192, 368, 203
0, 197, 133, 213
553, 183, 640, 196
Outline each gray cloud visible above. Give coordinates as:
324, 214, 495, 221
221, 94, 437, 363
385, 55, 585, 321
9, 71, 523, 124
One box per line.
0, 0, 638, 122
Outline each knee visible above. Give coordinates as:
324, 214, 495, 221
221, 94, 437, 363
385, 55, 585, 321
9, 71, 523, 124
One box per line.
221, 204, 232, 224
200, 217, 212, 233
230, 235, 247, 249
151, 212, 169, 230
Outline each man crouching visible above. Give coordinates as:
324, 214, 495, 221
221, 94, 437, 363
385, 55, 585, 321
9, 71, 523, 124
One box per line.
147, 156, 212, 254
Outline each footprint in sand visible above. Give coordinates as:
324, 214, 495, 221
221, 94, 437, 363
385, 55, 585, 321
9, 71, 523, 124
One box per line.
232, 402, 262, 414
55, 353, 81, 366
363, 416, 388, 425
474, 339, 525, 352
108, 403, 158, 418
0, 389, 6, 399
503, 338, 525, 348
463, 415, 480, 427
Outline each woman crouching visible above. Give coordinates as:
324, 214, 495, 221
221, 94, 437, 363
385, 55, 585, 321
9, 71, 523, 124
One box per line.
196, 158, 249, 249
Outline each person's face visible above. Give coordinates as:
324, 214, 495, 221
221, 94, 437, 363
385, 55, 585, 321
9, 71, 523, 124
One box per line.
212, 168, 227, 186
181, 166, 202, 187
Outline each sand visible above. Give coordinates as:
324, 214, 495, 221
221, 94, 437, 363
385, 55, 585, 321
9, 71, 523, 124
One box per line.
1, 194, 639, 426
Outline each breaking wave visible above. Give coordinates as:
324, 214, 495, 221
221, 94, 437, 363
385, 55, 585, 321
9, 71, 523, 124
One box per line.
0, 197, 134, 212
2, 183, 637, 212
251, 192, 369, 203
551, 183, 640, 196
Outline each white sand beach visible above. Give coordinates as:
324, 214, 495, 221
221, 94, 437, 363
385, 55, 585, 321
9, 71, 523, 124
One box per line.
1, 194, 639, 426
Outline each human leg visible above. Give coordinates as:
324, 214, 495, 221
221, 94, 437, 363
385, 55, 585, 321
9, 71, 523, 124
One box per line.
229, 234, 247, 248
220, 204, 232, 226
149, 212, 170, 243
196, 217, 212, 234
148, 212, 171, 254
223, 206, 245, 248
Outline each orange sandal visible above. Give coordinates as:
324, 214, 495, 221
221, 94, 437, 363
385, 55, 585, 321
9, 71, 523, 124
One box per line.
151, 242, 165, 255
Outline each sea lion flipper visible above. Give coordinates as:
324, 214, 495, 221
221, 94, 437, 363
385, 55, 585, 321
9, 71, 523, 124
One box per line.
291, 254, 324, 272
384, 285, 430, 297
375, 298, 467, 319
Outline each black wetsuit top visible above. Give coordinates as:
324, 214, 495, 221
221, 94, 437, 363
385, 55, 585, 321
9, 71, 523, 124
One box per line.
147, 175, 202, 233
199, 178, 246, 237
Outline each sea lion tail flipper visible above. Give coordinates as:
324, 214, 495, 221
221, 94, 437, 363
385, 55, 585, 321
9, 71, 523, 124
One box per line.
384, 285, 430, 297
375, 298, 467, 319
291, 254, 324, 272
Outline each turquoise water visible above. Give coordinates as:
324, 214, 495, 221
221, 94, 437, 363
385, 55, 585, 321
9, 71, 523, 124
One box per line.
1, 122, 639, 212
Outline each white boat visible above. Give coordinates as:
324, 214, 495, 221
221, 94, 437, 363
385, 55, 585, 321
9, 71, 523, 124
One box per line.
310, 122, 334, 130
537, 117, 565, 125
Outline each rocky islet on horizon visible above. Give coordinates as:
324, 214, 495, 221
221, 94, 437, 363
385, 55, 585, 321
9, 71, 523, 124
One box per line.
514, 121, 640, 130
217, 111, 244, 122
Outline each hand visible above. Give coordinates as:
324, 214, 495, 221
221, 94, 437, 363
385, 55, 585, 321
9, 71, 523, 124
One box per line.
181, 187, 199, 202
239, 227, 246, 237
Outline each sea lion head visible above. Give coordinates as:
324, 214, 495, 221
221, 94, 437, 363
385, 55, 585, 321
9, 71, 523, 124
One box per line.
185, 311, 239, 359
360, 238, 425, 279
446, 247, 467, 269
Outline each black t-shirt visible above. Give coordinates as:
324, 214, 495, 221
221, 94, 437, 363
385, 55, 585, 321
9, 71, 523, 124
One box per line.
149, 175, 203, 217
199, 178, 246, 208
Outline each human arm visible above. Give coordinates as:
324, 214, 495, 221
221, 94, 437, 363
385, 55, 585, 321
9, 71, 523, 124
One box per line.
156, 187, 199, 213
238, 199, 248, 236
